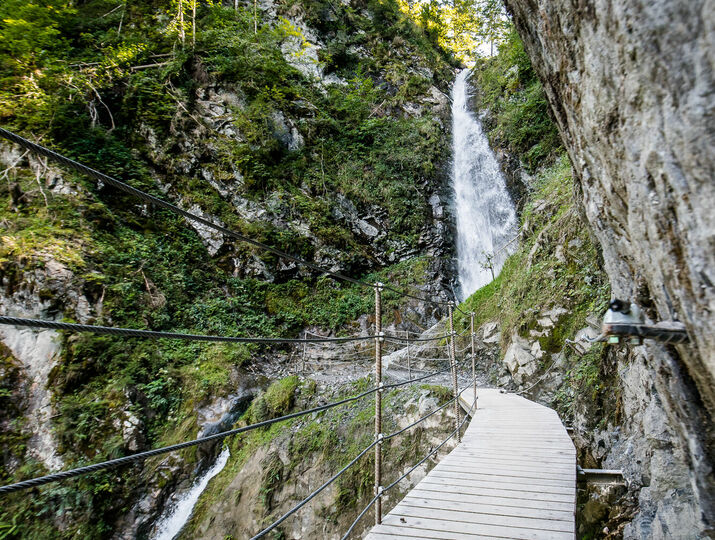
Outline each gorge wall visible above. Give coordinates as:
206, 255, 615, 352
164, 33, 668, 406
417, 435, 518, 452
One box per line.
504, 0, 714, 537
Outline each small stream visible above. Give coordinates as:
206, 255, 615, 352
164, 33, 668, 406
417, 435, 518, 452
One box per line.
151, 447, 230, 540
451, 70, 518, 300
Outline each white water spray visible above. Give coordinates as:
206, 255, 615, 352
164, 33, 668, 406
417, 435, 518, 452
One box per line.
152, 447, 230, 540
451, 70, 518, 301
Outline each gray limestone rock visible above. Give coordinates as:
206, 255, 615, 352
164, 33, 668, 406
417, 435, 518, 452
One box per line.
505, 0, 714, 535
503, 332, 538, 384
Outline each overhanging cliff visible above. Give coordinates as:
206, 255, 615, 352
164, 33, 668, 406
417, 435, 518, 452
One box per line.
503, 0, 714, 536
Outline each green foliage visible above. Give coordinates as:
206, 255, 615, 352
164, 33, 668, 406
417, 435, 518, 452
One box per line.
264, 376, 299, 417
455, 155, 610, 352
397, 0, 510, 61
419, 384, 453, 404
471, 28, 562, 170
0, 0, 456, 536
259, 455, 284, 511
0, 0, 73, 69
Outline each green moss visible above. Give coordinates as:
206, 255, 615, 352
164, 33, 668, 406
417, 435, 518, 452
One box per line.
419, 384, 453, 404
260, 455, 284, 512
264, 376, 299, 417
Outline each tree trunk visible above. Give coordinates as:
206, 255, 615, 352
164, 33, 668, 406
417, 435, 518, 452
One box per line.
192, 0, 196, 47
178, 0, 185, 45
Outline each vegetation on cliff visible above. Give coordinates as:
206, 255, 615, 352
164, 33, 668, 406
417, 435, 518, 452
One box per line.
0, 0, 461, 537
178, 377, 458, 538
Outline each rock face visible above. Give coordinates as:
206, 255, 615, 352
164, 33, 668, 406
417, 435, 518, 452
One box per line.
504, 0, 714, 536
0, 258, 97, 472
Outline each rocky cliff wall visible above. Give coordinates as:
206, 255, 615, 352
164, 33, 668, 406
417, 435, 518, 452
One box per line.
504, 0, 714, 536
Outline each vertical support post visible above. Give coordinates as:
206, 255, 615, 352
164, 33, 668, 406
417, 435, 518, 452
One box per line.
302, 331, 307, 374
471, 312, 477, 410
406, 330, 411, 380
448, 302, 461, 442
374, 282, 383, 525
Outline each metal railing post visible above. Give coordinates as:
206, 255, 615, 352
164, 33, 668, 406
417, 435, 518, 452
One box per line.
406, 329, 411, 380
448, 302, 461, 442
302, 331, 307, 374
471, 312, 477, 409
374, 282, 384, 525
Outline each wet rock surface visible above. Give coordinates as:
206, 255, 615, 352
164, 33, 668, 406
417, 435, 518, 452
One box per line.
0, 256, 98, 472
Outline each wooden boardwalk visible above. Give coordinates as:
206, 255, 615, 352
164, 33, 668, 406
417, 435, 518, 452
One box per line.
367, 388, 576, 539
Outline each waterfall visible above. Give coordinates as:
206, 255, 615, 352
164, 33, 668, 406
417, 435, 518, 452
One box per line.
151, 447, 230, 540
451, 70, 518, 301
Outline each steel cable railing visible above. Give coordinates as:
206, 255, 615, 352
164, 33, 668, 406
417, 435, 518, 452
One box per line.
0, 386, 380, 495
0, 356, 468, 495
254, 372, 474, 539
0, 316, 456, 345
341, 387, 474, 539
0, 128, 493, 534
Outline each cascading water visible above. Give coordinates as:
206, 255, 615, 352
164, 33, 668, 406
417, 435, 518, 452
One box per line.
151, 447, 230, 540
451, 70, 518, 301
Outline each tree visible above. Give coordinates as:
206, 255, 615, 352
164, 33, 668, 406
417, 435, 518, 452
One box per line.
0, 0, 74, 71
395, 0, 510, 62
476, 0, 510, 56
479, 250, 495, 280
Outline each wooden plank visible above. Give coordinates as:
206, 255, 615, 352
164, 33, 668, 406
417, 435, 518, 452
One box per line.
446, 449, 573, 460
434, 467, 575, 484
449, 447, 575, 459
407, 487, 575, 512
448, 450, 576, 466
417, 476, 574, 496
410, 483, 575, 504
390, 503, 575, 533
381, 514, 574, 540
368, 524, 495, 540
395, 496, 573, 522
454, 444, 575, 454
435, 457, 576, 474
430, 466, 576, 486
464, 433, 572, 441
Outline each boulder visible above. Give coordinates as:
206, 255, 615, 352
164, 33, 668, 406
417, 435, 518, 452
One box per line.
480, 321, 501, 344
503, 332, 538, 384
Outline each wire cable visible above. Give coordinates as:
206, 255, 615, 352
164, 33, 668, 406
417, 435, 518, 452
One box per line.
0, 128, 454, 309
251, 440, 378, 539
0, 316, 376, 344
383, 364, 454, 389
516, 358, 560, 395
383, 396, 457, 442
0, 316, 454, 345
255, 383, 470, 539
341, 397, 472, 540
0, 386, 378, 495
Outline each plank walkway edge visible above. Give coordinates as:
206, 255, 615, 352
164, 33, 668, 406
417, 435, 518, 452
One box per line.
367, 388, 576, 540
